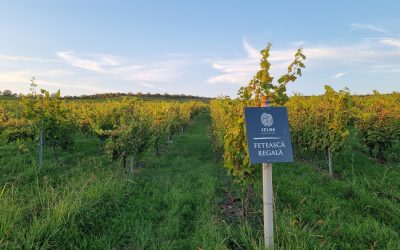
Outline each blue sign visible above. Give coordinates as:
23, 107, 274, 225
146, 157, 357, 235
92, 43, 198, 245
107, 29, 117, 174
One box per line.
244, 107, 293, 164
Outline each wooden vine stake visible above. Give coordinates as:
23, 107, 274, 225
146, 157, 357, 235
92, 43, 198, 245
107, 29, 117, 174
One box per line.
261, 95, 273, 249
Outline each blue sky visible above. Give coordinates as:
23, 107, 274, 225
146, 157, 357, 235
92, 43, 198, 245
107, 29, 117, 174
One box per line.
1, 0, 400, 97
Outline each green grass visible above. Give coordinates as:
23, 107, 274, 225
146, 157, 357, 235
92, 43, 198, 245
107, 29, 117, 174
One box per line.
219, 127, 400, 249
0, 111, 226, 249
1, 111, 400, 249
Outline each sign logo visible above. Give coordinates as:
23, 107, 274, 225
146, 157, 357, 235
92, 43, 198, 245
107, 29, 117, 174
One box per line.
261, 113, 273, 127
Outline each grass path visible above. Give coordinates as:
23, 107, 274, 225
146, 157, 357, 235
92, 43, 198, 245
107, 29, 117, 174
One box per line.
100, 111, 227, 249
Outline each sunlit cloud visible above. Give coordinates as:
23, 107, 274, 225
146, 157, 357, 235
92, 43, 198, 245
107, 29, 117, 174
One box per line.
56, 50, 187, 83
0, 70, 112, 94
243, 38, 260, 59
207, 40, 302, 85
2, 34, 400, 97
0, 54, 54, 63
0, 50, 191, 95
207, 37, 400, 87
56, 51, 119, 72
332, 70, 361, 79
0, 55, 35, 62
333, 72, 346, 79
378, 38, 400, 48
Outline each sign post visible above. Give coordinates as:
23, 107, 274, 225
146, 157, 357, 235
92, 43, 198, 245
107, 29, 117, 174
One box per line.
262, 162, 273, 249
262, 97, 274, 249
244, 97, 293, 249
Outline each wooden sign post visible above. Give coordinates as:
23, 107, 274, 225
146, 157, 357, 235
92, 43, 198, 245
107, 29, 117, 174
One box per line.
244, 96, 294, 249
263, 161, 273, 249
261, 97, 273, 249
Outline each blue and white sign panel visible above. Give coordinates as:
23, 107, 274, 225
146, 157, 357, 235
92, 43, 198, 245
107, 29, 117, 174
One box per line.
244, 107, 293, 164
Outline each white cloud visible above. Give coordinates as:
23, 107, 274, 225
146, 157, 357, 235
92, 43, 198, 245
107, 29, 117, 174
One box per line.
56, 51, 116, 72
378, 38, 400, 48
110, 60, 185, 82
333, 72, 346, 79
207, 37, 400, 87
207, 40, 288, 85
332, 70, 361, 79
0, 55, 34, 62
0, 70, 33, 83
243, 38, 260, 59
363, 64, 400, 75
3, 34, 400, 97
139, 82, 166, 91
0, 70, 111, 94
56, 50, 187, 83
207, 72, 253, 84
140, 83, 155, 88
0, 54, 54, 63
350, 23, 388, 33
0, 51, 192, 95
40, 80, 111, 93
207, 40, 306, 85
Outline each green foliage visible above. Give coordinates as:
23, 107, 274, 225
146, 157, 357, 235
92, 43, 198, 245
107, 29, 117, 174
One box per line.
286, 86, 350, 174
88, 100, 129, 145
65, 99, 207, 157
210, 98, 256, 184
287, 86, 350, 152
238, 43, 306, 106
211, 43, 306, 186
353, 92, 400, 162
0, 103, 34, 143
3, 90, 206, 166
21, 89, 75, 153
104, 109, 153, 168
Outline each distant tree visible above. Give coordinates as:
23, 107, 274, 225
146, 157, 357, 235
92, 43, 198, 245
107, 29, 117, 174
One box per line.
2, 90, 13, 96
30, 76, 37, 95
